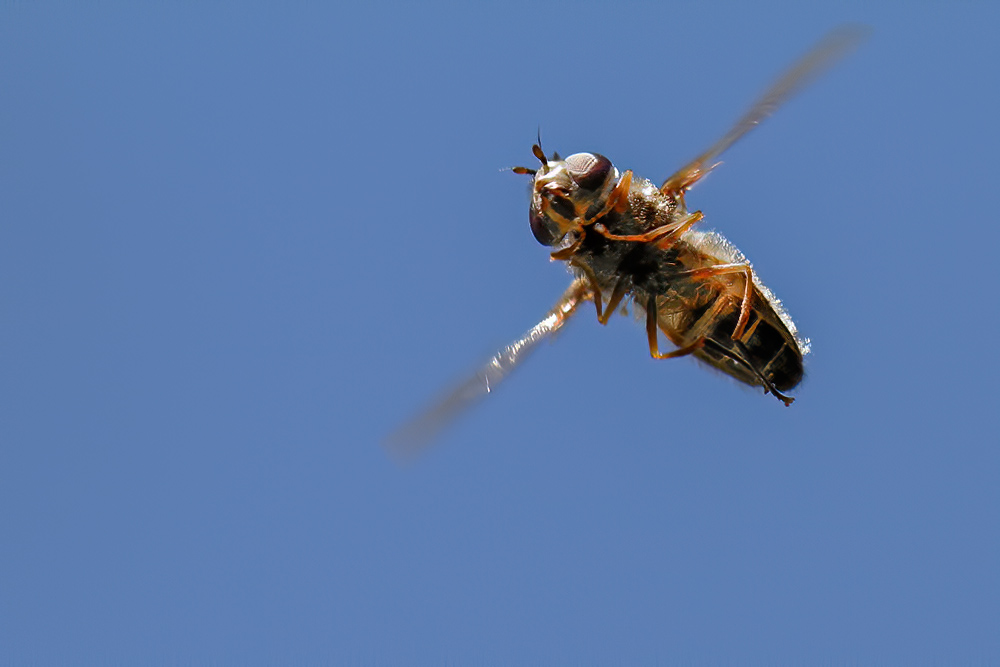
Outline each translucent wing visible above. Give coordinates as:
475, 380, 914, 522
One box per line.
384, 278, 592, 460
661, 25, 868, 196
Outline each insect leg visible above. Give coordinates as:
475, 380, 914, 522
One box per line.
646, 295, 705, 359
704, 338, 795, 406
568, 259, 605, 320
549, 234, 583, 261
600, 279, 628, 326
568, 258, 630, 326
593, 211, 704, 247
584, 170, 633, 224
672, 263, 754, 340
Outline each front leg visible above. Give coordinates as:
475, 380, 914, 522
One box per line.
570, 260, 628, 325
592, 211, 704, 248
583, 170, 633, 225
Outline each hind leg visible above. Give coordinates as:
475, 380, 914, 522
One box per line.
703, 338, 795, 406
645, 296, 705, 359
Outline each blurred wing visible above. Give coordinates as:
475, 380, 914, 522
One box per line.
384, 278, 592, 460
661, 24, 868, 196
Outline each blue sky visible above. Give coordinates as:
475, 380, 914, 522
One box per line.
1, 2, 998, 663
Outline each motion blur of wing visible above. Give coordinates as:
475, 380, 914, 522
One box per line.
661, 24, 869, 195
384, 279, 591, 461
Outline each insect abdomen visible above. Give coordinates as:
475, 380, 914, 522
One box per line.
697, 303, 804, 392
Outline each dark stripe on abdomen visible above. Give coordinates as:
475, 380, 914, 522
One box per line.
706, 311, 803, 391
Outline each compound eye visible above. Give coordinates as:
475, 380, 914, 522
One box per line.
529, 205, 562, 246
564, 152, 612, 191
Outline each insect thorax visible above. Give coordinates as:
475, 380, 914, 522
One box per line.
572, 176, 695, 298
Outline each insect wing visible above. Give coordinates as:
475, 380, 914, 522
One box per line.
661, 25, 868, 196
384, 278, 592, 459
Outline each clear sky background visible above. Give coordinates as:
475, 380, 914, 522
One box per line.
2, 2, 998, 664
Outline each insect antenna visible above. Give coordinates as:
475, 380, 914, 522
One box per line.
531, 143, 547, 166
532, 126, 548, 166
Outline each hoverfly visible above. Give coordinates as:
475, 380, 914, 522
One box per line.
387, 27, 865, 453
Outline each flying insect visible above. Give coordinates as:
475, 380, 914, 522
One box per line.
387, 27, 865, 453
